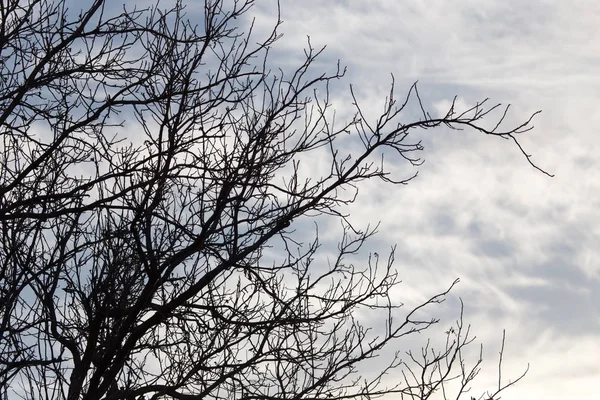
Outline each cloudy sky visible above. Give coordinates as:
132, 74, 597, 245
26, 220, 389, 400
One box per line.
244, 1, 599, 399
37, 0, 595, 398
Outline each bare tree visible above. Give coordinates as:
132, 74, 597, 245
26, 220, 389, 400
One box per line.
0, 0, 547, 399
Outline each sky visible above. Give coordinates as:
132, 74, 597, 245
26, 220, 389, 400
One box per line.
12, 0, 596, 399
244, 1, 600, 399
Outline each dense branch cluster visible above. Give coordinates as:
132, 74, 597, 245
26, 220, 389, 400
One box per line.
0, 1, 541, 399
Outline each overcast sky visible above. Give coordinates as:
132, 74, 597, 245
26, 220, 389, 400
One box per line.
243, 1, 600, 399
49, 0, 596, 398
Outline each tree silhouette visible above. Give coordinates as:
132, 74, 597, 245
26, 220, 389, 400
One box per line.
0, 0, 546, 399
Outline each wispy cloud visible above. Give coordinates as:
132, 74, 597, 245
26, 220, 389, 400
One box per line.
250, 0, 600, 398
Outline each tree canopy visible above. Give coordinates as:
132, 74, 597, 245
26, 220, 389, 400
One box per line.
0, 1, 547, 399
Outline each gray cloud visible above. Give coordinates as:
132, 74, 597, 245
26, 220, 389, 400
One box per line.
177, 1, 600, 398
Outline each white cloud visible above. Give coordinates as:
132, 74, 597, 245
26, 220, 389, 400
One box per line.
249, 1, 600, 398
